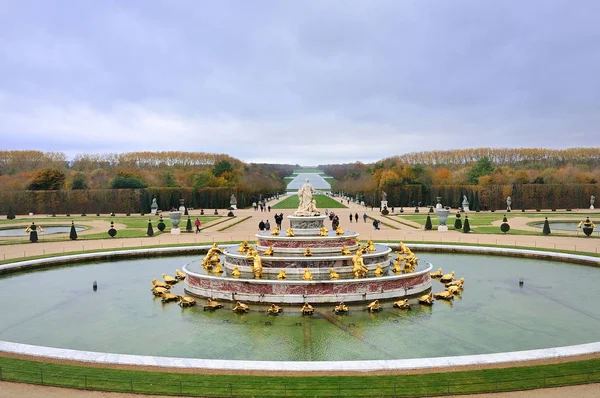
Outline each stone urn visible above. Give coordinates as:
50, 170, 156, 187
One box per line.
436, 207, 450, 232
435, 197, 443, 209
169, 211, 182, 234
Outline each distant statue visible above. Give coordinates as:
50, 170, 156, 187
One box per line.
506, 196, 512, 212
381, 191, 387, 201
462, 195, 470, 212
230, 194, 237, 210
295, 178, 318, 216
150, 198, 158, 214
591, 195, 596, 210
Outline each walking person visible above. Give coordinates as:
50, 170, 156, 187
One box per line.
349, 214, 353, 223
354, 213, 358, 222
259, 220, 265, 231
194, 217, 201, 233
265, 220, 271, 231
363, 213, 367, 223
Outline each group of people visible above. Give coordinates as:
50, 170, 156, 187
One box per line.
273, 213, 284, 229
258, 220, 271, 231
252, 202, 270, 212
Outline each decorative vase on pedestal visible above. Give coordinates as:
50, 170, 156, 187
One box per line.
169, 211, 182, 235
436, 208, 450, 232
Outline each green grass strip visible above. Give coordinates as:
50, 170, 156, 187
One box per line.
367, 215, 400, 230
0, 355, 598, 397
218, 216, 252, 232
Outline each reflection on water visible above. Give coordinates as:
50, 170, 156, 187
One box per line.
0, 253, 599, 361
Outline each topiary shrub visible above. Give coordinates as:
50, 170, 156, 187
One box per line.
424, 215, 432, 230
400, 207, 404, 213
108, 221, 117, 237
186, 217, 193, 232
157, 216, 166, 232
6, 205, 15, 220
214, 209, 219, 215
542, 217, 551, 235
381, 208, 389, 215
69, 221, 78, 240
147, 220, 154, 237
184, 207, 189, 216
500, 215, 510, 233
414, 207, 419, 213
200, 209, 205, 215
454, 213, 462, 230
463, 216, 471, 233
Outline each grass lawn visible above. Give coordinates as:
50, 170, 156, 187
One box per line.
293, 169, 324, 174
272, 195, 347, 209
0, 355, 598, 397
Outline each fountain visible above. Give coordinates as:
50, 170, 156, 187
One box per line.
183, 179, 432, 304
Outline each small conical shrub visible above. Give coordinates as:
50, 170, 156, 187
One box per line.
454, 213, 462, 230
6, 204, 15, 220
186, 217, 192, 232
147, 220, 154, 237
542, 217, 551, 235
69, 221, 78, 240
463, 216, 471, 233
424, 215, 432, 230
157, 216, 166, 231
184, 207, 189, 216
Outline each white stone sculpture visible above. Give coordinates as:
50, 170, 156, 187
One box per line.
591, 195, 595, 210
295, 178, 319, 216
506, 196, 512, 212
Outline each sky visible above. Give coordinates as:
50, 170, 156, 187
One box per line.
1, 0, 600, 165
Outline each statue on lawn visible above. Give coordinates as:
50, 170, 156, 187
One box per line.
295, 178, 319, 216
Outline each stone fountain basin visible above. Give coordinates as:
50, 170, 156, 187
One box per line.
183, 262, 432, 304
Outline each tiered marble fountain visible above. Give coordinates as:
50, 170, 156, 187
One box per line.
183, 180, 432, 304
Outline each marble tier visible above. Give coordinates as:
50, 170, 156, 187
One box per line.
183, 262, 432, 304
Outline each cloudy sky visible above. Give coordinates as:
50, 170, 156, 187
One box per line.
1, 0, 599, 165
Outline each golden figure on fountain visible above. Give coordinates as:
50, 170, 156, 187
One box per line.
319, 226, 328, 236
268, 303, 282, 315
430, 268, 443, 278
335, 225, 344, 235
212, 262, 223, 275
392, 258, 402, 274
440, 271, 455, 283
351, 250, 368, 278
434, 290, 454, 300
304, 247, 313, 257
276, 269, 287, 280
204, 298, 224, 311
246, 251, 263, 279
237, 241, 250, 253
302, 268, 313, 280
301, 302, 314, 315
231, 266, 242, 278
366, 300, 382, 312
418, 292, 434, 305
373, 264, 384, 277
366, 240, 376, 252
175, 269, 186, 280
329, 268, 340, 279
233, 301, 249, 313
445, 277, 464, 288
393, 299, 410, 309
334, 302, 349, 314
271, 226, 280, 236
286, 227, 295, 237
263, 246, 274, 256
341, 245, 352, 255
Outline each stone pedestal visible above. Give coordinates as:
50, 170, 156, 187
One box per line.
380, 200, 388, 209
171, 228, 181, 235
438, 225, 448, 232
287, 215, 327, 236
591, 205, 595, 210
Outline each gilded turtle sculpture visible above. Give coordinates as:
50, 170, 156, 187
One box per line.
178, 296, 196, 307
393, 299, 411, 309
161, 293, 180, 303
203, 298, 224, 311
445, 277, 464, 288
418, 292, 434, 305
233, 301, 249, 313
301, 302, 314, 315
334, 302, 349, 314
439, 271, 455, 283
175, 269, 186, 280
366, 300, 382, 312
434, 290, 454, 300
430, 268, 443, 278
162, 273, 178, 285
267, 304, 282, 315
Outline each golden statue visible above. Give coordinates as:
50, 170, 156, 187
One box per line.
366, 300, 382, 312
319, 226, 328, 236
151, 277, 170, 289
271, 226, 280, 236
352, 250, 368, 278
276, 269, 287, 280
393, 299, 410, 309
161, 293, 180, 303
302, 268, 313, 280
268, 303, 282, 315
392, 259, 402, 274
212, 262, 223, 274
175, 269, 186, 280
286, 228, 295, 237
203, 243, 223, 269
373, 264, 384, 277
304, 247, 313, 257
333, 302, 349, 314
418, 292, 434, 305
341, 246, 352, 255
445, 277, 464, 288
397, 242, 411, 255
578, 218, 596, 229
430, 268, 443, 278
335, 225, 344, 235
355, 237, 360, 246
246, 251, 263, 278
203, 298, 224, 311
446, 285, 462, 295
152, 286, 169, 296
233, 301, 249, 313
329, 268, 340, 280
440, 271, 455, 283
231, 266, 242, 278
237, 241, 250, 253
263, 246, 274, 256
434, 290, 454, 300
162, 273, 178, 285
360, 244, 368, 254
367, 240, 376, 252
301, 302, 314, 315
178, 296, 196, 307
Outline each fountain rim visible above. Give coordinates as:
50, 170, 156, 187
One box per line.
0, 244, 599, 371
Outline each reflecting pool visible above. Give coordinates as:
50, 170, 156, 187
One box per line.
0, 226, 85, 237
0, 252, 599, 361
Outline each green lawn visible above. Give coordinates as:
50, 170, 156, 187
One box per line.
0, 355, 598, 397
272, 195, 347, 209
293, 169, 324, 174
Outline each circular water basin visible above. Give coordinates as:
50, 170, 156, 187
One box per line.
531, 221, 581, 231
0, 250, 599, 362
0, 226, 85, 237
